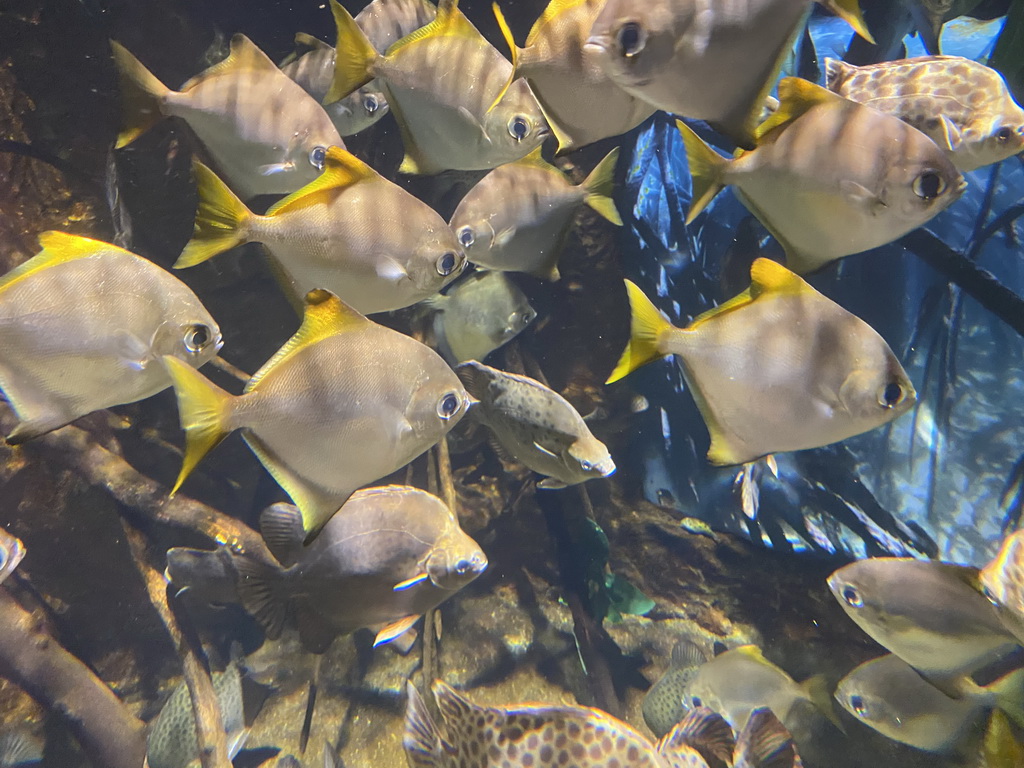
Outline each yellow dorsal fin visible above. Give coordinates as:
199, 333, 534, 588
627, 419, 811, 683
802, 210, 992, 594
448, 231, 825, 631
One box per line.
0, 232, 130, 294
387, 0, 479, 56
526, 0, 590, 48
265, 146, 376, 217
487, 2, 519, 113
733, 645, 770, 664
748, 257, 810, 298
180, 34, 277, 91
246, 289, 368, 393
755, 77, 845, 142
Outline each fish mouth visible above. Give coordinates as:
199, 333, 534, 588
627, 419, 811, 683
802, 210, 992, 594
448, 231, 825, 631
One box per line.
595, 458, 616, 478
583, 37, 610, 57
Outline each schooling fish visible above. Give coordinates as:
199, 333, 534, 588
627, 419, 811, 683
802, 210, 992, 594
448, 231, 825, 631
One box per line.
145, 654, 247, 768
163, 289, 469, 539
0, 526, 25, 585
111, 35, 343, 200
426, 270, 536, 363
281, 0, 436, 136
326, 0, 549, 174
834, 654, 1024, 753
175, 148, 466, 315
456, 361, 615, 489
449, 147, 621, 281
0, 232, 221, 445
827, 558, 1021, 696
228, 488, 486, 652
825, 56, 1024, 172
490, 0, 655, 153
648, 642, 837, 741
607, 259, 916, 466
585, 0, 873, 146
678, 78, 965, 275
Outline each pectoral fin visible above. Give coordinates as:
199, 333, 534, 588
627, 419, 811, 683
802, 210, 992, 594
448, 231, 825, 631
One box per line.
393, 573, 430, 591
373, 614, 420, 646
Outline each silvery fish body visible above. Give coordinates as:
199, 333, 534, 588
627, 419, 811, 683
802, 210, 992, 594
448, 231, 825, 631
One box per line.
145, 657, 247, 768
0, 232, 221, 444
981, 529, 1024, 643
0, 526, 25, 586
428, 271, 536, 363
503, 0, 655, 153
826, 56, 1024, 171
281, 0, 436, 135
112, 35, 344, 199
585, 0, 871, 144
328, 0, 549, 174
233, 488, 486, 653
457, 361, 615, 488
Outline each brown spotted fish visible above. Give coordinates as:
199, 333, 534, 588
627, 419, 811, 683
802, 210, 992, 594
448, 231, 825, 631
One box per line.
404, 680, 802, 768
111, 35, 344, 199
826, 55, 1024, 171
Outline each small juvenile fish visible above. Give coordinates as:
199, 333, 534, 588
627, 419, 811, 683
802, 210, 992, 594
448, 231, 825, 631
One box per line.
834, 653, 1024, 753
0, 526, 25, 585
426, 270, 536, 363
491, 0, 655, 153
828, 558, 1021, 695
326, 0, 549, 174
281, 0, 436, 136
0, 232, 221, 444
679, 78, 966, 274
164, 289, 469, 538
111, 35, 344, 199
607, 259, 916, 466
175, 147, 466, 315
0, 730, 42, 766
585, 0, 873, 146
645, 642, 837, 740
145, 654, 247, 768
449, 147, 622, 281
227, 488, 486, 652
405, 681, 802, 768
826, 56, 1024, 171
457, 361, 615, 489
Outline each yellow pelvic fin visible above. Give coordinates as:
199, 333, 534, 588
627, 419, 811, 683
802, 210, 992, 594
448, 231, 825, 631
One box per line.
819, 0, 875, 44
512, 144, 561, 173
174, 161, 254, 269
179, 34, 278, 92
488, 2, 520, 113
755, 77, 845, 142
374, 614, 421, 647
675, 120, 728, 224
325, 0, 378, 104
109, 41, 170, 148
983, 710, 1024, 767
0, 232, 132, 294
582, 147, 622, 226
162, 356, 234, 495
606, 280, 674, 384
265, 146, 375, 217
246, 289, 369, 393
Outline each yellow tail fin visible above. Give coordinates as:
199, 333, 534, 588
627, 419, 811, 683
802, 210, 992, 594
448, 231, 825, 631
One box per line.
675, 120, 729, 225
109, 41, 170, 148
325, 0, 378, 104
162, 356, 234, 495
606, 280, 673, 384
174, 162, 253, 269
583, 148, 623, 226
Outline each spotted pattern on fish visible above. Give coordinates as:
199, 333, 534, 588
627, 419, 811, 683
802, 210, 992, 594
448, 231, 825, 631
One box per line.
825, 56, 1024, 171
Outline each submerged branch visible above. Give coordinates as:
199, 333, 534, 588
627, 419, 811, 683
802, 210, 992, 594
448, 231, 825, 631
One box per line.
122, 520, 231, 768
0, 588, 146, 768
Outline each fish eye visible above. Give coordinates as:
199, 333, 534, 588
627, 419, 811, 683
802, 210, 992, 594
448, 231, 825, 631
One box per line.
580, 460, 593, 472
437, 391, 463, 420
850, 695, 868, 716
878, 382, 905, 409
841, 584, 864, 608
616, 21, 646, 58
455, 558, 472, 575
981, 583, 1000, 606
691, 696, 703, 708
508, 116, 531, 142
995, 126, 1014, 142
912, 171, 945, 201
436, 252, 460, 277
363, 94, 380, 114
309, 146, 327, 169
458, 226, 475, 248
184, 324, 213, 354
